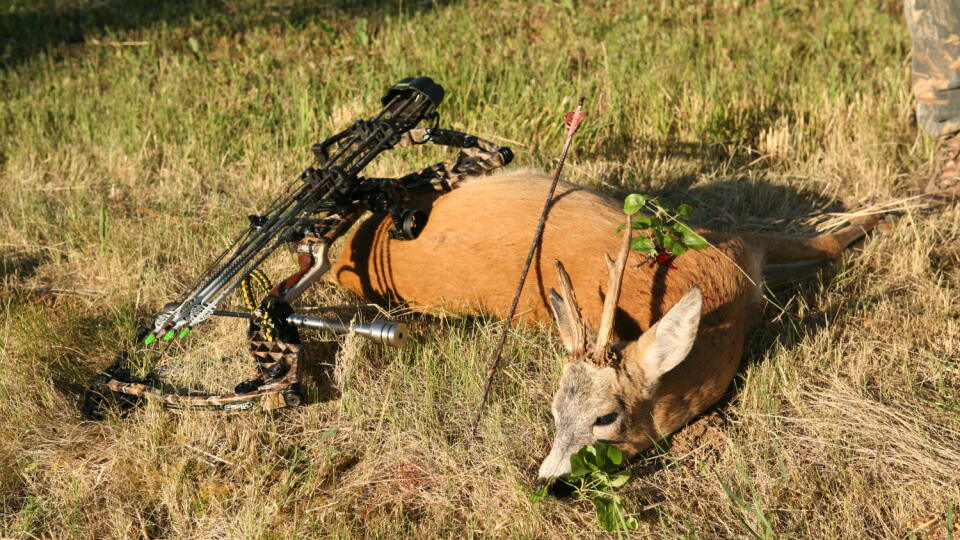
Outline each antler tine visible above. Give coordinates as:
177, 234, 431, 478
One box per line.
554, 260, 589, 357
591, 213, 633, 361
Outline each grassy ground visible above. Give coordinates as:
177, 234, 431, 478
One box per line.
1, 0, 958, 537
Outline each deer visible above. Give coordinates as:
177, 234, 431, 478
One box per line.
331, 168, 879, 486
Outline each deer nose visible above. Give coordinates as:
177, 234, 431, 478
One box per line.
535, 476, 576, 498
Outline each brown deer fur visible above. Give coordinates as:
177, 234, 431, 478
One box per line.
332, 169, 876, 479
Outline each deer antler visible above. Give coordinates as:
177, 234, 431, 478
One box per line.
591, 213, 633, 363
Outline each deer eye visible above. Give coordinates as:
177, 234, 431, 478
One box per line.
595, 412, 618, 426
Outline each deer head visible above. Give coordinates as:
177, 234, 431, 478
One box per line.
536, 216, 703, 486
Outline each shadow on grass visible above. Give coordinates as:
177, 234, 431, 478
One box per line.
590, 142, 844, 236
0, 0, 458, 69
301, 339, 344, 404
0, 249, 47, 282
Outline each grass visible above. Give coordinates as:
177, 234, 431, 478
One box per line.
1, 0, 958, 537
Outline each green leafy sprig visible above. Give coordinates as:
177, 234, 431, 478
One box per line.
530, 442, 638, 532
620, 193, 708, 261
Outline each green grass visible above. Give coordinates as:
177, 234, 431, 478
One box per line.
2, 0, 959, 537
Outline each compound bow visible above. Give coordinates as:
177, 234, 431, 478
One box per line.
83, 76, 512, 417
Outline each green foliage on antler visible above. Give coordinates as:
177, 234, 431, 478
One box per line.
620, 194, 709, 260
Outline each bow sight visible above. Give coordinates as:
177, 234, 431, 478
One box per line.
83, 77, 512, 417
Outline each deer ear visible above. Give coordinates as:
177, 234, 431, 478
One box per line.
549, 260, 592, 356
639, 286, 702, 382
548, 289, 577, 354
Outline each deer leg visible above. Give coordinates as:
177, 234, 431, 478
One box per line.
743, 214, 881, 266
751, 215, 882, 287
762, 259, 831, 287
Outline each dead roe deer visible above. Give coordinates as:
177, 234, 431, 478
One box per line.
332, 169, 877, 485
